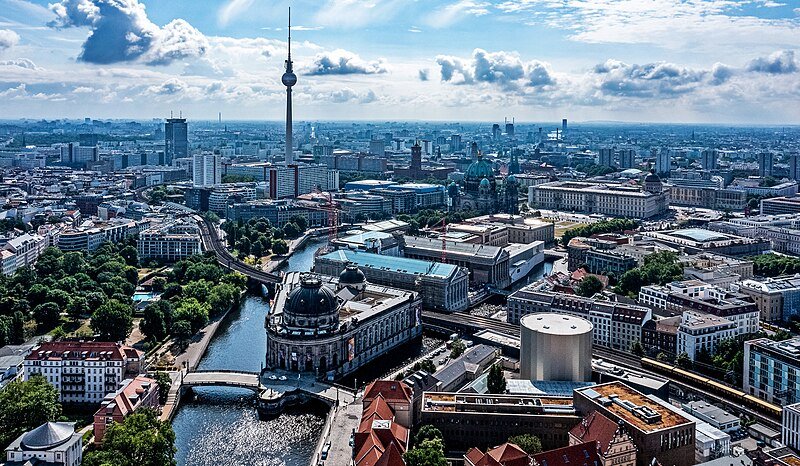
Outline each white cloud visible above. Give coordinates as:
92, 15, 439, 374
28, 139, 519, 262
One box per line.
47, 0, 208, 65
0, 29, 20, 50
0, 58, 42, 70
435, 48, 555, 89
303, 49, 388, 75
313, 0, 406, 28
746, 50, 798, 74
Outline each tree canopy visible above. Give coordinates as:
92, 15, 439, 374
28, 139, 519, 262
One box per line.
508, 434, 542, 455
487, 363, 507, 394
83, 408, 176, 466
0, 375, 62, 449
404, 438, 447, 466
576, 275, 604, 297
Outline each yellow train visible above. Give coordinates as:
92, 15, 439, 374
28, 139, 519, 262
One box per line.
640, 357, 783, 419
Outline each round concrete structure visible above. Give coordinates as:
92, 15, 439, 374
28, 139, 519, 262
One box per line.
519, 313, 593, 382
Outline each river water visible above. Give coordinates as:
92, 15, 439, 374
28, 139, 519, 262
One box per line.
172, 240, 328, 466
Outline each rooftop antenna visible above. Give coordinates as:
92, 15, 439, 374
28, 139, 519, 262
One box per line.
170, 110, 173, 118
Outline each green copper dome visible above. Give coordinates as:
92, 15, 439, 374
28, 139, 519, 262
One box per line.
465, 155, 494, 181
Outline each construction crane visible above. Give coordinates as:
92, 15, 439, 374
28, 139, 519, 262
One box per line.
438, 217, 447, 263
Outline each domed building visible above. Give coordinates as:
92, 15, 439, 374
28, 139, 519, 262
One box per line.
457, 153, 499, 213
5, 422, 83, 466
643, 170, 663, 194
266, 270, 422, 377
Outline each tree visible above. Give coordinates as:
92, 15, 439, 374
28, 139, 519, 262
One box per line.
174, 299, 209, 333
272, 239, 289, 255
0, 375, 62, 448
140, 301, 172, 342
656, 352, 671, 362
172, 320, 192, 350
487, 363, 507, 394
676, 352, 692, 369
32, 302, 61, 331
419, 359, 436, 374
283, 222, 301, 239
404, 438, 447, 466
289, 215, 308, 232
119, 245, 139, 267
91, 300, 133, 341
151, 277, 167, 292
508, 434, 542, 454
414, 424, 443, 446
450, 340, 466, 359
82, 408, 176, 466
154, 372, 172, 405
630, 340, 645, 357
576, 275, 604, 297
66, 296, 89, 321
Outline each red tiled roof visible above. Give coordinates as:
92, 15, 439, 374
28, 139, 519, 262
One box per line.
465, 443, 530, 466
363, 380, 412, 404
374, 443, 406, 466
531, 441, 600, 466
569, 411, 619, 453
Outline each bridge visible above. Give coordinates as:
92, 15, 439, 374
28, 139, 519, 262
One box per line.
196, 217, 283, 284
181, 370, 263, 392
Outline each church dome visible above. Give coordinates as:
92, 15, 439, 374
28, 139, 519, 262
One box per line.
506, 174, 518, 185
479, 177, 491, 188
465, 155, 494, 181
644, 172, 661, 183
284, 275, 338, 317
21, 423, 74, 450
339, 263, 366, 286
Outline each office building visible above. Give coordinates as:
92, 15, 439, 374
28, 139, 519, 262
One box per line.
676, 311, 737, 361
165, 117, 188, 165
761, 194, 800, 215
573, 382, 695, 466
648, 395, 731, 461
93, 376, 159, 444
562, 118, 568, 133
24, 341, 144, 403
789, 154, 800, 182
642, 228, 770, 256
744, 337, 800, 405
403, 236, 511, 288
226, 199, 329, 228
759, 152, 774, 177
192, 153, 221, 187
492, 124, 502, 139
4, 422, 82, 466
682, 401, 740, 433
368, 139, 385, 156
314, 249, 469, 312
224, 162, 335, 198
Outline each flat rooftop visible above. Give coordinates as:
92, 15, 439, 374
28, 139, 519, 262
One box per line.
577, 382, 692, 433
318, 249, 457, 279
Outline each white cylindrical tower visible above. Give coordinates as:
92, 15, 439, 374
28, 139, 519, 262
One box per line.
519, 313, 593, 382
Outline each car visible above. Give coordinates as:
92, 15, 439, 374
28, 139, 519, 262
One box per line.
279, 375, 287, 381
268, 375, 278, 380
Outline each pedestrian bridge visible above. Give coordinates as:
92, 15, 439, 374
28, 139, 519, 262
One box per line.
181, 370, 262, 392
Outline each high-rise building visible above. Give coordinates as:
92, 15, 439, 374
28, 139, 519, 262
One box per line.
492, 124, 501, 140
788, 154, 800, 181
505, 119, 515, 137
759, 152, 774, 177
281, 8, 297, 165
192, 153, 221, 187
450, 134, 462, 152
164, 118, 188, 166
410, 142, 422, 173
701, 149, 718, 170
655, 148, 671, 176
619, 149, 635, 169
562, 118, 568, 133
598, 148, 614, 168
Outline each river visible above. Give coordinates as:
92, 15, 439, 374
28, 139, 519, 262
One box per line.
172, 240, 329, 466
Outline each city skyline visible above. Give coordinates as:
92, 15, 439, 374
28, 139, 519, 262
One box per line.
0, 0, 799, 123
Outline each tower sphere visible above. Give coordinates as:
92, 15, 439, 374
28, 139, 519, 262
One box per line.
282, 72, 297, 87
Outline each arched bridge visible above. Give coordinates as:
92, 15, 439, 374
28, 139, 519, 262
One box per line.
181, 370, 263, 392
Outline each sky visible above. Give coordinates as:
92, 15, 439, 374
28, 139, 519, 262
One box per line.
0, 0, 799, 123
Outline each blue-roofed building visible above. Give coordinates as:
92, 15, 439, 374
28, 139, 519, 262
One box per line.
386, 183, 446, 209
332, 231, 401, 256
643, 228, 770, 256
314, 249, 469, 312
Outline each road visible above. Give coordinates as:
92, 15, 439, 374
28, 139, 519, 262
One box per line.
421, 310, 782, 430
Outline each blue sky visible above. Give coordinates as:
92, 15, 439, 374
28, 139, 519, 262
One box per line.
0, 0, 799, 123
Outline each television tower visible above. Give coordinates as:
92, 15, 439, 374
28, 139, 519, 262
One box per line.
282, 7, 297, 164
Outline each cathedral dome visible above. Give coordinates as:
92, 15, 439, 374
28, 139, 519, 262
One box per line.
644, 172, 661, 183
465, 155, 494, 181
506, 174, 518, 185
284, 275, 338, 317
479, 177, 491, 188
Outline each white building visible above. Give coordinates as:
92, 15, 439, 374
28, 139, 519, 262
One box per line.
2, 233, 46, 271
783, 402, 800, 452
4, 422, 82, 466
677, 311, 736, 361
529, 181, 668, 219
24, 341, 143, 404
137, 220, 202, 262
682, 401, 741, 433
192, 153, 221, 187
647, 395, 731, 462
1, 250, 16, 276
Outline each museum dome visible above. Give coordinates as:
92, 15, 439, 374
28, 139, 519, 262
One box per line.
284, 275, 338, 317
644, 171, 661, 183
339, 263, 366, 286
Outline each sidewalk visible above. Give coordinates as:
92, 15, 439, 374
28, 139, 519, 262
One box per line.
312, 396, 362, 466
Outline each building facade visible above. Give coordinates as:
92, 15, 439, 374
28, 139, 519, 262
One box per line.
744, 337, 800, 405
530, 181, 668, 219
